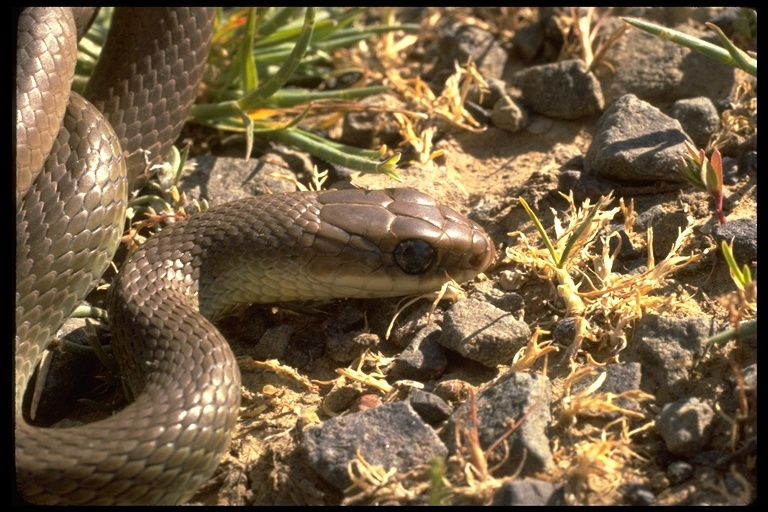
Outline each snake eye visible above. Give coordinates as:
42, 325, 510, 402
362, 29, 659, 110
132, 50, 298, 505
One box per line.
394, 239, 436, 275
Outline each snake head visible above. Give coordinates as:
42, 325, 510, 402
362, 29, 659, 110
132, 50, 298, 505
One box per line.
304, 187, 496, 299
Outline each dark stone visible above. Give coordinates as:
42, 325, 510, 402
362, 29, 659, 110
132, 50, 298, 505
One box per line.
656, 398, 715, 456
669, 97, 720, 147
712, 218, 757, 263
449, 371, 553, 477
493, 478, 565, 506
626, 314, 710, 404
440, 299, 530, 367
512, 59, 604, 120
301, 401, 447, 491
584, 94, 690, 184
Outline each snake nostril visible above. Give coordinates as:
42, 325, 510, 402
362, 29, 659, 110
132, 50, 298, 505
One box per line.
394, 239, 436, 275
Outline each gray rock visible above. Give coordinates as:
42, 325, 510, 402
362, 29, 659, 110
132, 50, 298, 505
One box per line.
325, 331, 380, 364
408, 389, 452, 425
622, 483, 656, 506
467, 78, 507, 109
470, 280, 525, 316
740, 150, 756, 175
720, 156, 740, 185
667, 460, 694, 485
301, 401, 447, 491
389, 303, 444, 349
584, 94, 690, 183
656, 397, 715, 455
491, 95, 528, 132
599, 25, 735, 106
172, 156, 298, 207
440, 300, 531, 367
251, 324, 293, 361
429, 22, 507, 87
669, 97, 720, 147
340, 94, 405, 149
449, 371, 553, 477
513, 59, 604, 120
713, 218, 757, 263
634, 204, 667, 231
510, 22, 544, 63
626, 314, 711, 404
390, 324, 448, 381
557, 169, 615, 202
571, 362, 644, 417
552, 316, 579, 346
650, 210, 688, 259
493, 478, 564, 506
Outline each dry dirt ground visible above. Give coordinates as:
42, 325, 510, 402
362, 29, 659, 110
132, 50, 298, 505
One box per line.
194, 10, 755, 506
195, 125, 755, 506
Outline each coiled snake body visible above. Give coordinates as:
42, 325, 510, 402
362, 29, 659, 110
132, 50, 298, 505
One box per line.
16, 8, 495, 504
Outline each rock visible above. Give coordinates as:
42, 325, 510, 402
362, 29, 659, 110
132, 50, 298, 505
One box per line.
175, 156, 297, 207
389, 303, 444, 349
493, 478, 564, 506
408, 389, 452, 425
322, 385, 361, 415
491, 95, 528, 132
340, 95, 405, 150
467, 78, 507, 109
712, 218, 757, 263
301, 401, 447, 492
584, 94, 690, 183
669, 97, 720, 147
621, 483, 656, 505
428, 22, 507, 88
440, 299, 531, 367
656, 397, 715, 456
470, 280, 526, 316
634, 204, 667, 231
571, 362, 645, 417
325, 331, 380, 364
598, 24, 735, 106
512, 59, 604, 120
449, 371, 553, 477
626, 314, 710, 404
649, 211, 689, 259
390, 324, 448, 381
251, 324, 293, 361
557, 169, 615, 202
721, 156, 740, 185
667, 460, 694, 485
509, 22, 545, 63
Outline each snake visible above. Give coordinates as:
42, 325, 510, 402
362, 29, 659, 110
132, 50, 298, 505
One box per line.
15, 7, 496, 505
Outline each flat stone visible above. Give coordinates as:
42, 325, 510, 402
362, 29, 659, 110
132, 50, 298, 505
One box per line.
301, 401, 447, 492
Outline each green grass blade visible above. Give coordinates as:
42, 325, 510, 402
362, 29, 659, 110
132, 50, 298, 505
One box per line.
518, 197, 559, 265
557, 197, 604, 269
265, 85, 388, 108
241, 7, 316, 109
268, 128, 401, 180
705, 22, 757, 76
622, 17, 756, 76
257, 7, 302, 38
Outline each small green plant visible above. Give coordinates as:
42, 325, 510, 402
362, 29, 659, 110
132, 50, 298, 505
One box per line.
678, 141, 726, 224
79, 8, 419, 180
622, 14, 756, 76
192, 7, 418, 179
519, 195, 608, 271
721, 240, 754, 297
703, 240, 756, 348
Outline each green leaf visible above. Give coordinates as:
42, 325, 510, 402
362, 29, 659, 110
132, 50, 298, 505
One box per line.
622, 17, 756, 76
